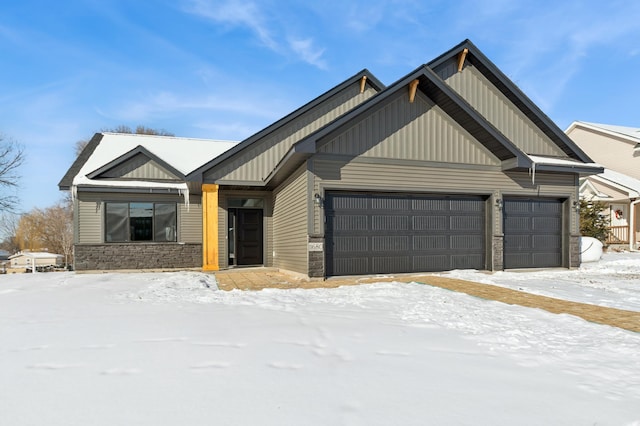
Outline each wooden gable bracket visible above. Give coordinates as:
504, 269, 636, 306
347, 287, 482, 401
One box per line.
457, 48, 469, 72
408, 79, 420, 103
359, 75, 367, 93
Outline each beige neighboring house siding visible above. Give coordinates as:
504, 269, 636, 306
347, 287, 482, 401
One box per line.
75, 191, 198, 244
272, 165, 309, 274
206, 85, 378, 183
567, 126, 640, 180
584, 179, 629, 202
444, 64, 565, 157
318, 90, 500, 166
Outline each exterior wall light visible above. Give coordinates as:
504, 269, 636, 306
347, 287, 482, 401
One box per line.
495, 198, 503, 209
314, 193, 323, 208
573, 200, 580, 211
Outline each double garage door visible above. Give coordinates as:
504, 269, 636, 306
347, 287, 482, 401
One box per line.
325, 192, 486, 276
325, 192, 564, 276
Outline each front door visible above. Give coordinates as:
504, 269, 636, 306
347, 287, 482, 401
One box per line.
235, 209, 263, 266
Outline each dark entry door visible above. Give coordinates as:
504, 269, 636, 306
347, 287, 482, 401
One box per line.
503, 198, 563, 269
236, 209, 264, 265
325, 192, 486, 276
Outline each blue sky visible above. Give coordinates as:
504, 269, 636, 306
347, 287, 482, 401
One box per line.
2, 0, 640, 212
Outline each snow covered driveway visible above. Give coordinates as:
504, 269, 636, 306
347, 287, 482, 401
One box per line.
1, 253, 639, 425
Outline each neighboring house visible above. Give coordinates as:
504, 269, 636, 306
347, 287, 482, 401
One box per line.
9, 251, 64, 270
567, 121, 640, 249
579, 169, 640, 249
60, 39, 602, 277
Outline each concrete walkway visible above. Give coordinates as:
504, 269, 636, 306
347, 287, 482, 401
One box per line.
214, 269, 640, 333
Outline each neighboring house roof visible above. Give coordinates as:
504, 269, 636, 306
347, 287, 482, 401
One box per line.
587, 169, 640, 199
566, 121, 640, 145
9, 252, 63, 260
59, 133, 238, 191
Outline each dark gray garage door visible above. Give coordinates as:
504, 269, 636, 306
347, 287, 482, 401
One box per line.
503, 198, 563, 269
325, 192, 486, 276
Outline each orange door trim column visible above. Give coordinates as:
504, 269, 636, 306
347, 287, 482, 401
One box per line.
202, 184, 219, 271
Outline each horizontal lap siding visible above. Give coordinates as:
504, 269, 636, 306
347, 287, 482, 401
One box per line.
273, 165, 308, 274
76, 191, 198, 244
311, 159, 575, 235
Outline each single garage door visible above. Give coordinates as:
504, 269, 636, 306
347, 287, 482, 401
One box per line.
503, 198, 563, 269
325, 192, 486, 276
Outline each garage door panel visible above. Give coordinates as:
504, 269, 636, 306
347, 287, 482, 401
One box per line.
334, 236, 368, 252
372, 236, 410, 251
503, 198, 563, 269
413, 216, 448, 230
452, 254, 484, 269
451, 235, 484, 250
326, 192, 486, 276
413, 235, 448, 250
372, 215, 409, 231
413, 255, 450, 271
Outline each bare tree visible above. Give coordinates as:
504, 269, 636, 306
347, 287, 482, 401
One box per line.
75, 125, 175, 156
0, 213, 20, 253
0, 136, 25, 212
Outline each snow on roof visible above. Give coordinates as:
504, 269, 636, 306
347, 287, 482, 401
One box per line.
573, 121, 640, 143
593, 168, 640, 197
527, 155, 601, 168
72, 133, 238, 187
9, 252, 63, 259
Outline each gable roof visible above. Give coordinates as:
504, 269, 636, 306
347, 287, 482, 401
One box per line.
590, 168, 640, 198
60, 133, 237, 190
566, 121, 640, 145
187, 69, 385, 181
86, 145, 186, 181
428, 39, 594, 163
264, 58, 603, 187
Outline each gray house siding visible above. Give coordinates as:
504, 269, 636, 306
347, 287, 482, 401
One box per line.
205, 85, 378, 183
272, 165, 309, 274
73, 191, 201, 271
100, 153, 180, 181
441, 64, 565, 157
318, 90, 500, 166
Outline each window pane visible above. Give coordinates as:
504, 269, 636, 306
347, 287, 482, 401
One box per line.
105, 203, 128, 242
130, 203, 153, 241
154, 203, 177, 242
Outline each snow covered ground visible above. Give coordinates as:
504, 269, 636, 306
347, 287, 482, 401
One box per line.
1, 253, 639, 425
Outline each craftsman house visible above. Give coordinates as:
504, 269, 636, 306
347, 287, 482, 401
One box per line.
567, 121, 640, 249
60, 40, 602, 277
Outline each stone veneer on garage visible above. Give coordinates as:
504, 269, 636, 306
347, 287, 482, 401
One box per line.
74, 243, 202, 271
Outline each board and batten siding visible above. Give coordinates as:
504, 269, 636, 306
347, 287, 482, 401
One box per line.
75, 191, 199, 244
100, 154, 180, 181
206, 85, 378, 183
319, 90, 500, 166
272, 165, 308, 274
443, 64, 565, 157
311, 158, 578, 236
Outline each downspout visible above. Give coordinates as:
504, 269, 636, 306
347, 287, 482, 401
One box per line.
630, 198, 640, 252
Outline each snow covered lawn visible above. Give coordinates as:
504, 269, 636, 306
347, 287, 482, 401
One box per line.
1, 253, 639, 425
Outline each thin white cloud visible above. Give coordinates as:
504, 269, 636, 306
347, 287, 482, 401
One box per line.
183, 0, 328, 69
288, 38, 327, 70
